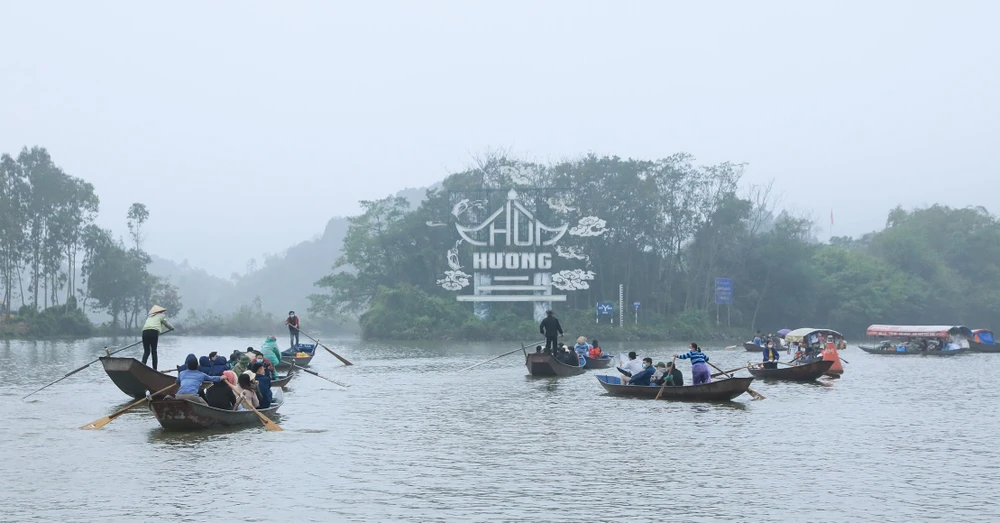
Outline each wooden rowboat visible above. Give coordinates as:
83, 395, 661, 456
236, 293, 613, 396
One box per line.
969, 340, 1000, 353
100, 357, 293, 399
149, 397, 283, 431
583, 355, 614, 369
526, 352, 585, 377
596, 375, 753, 401
277, 344, 316, 370
747, 359, 833, 381
744, 342, 761, 352
858, 345, 968, 356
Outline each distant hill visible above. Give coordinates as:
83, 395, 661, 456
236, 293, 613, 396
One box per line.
148, 185, 432, 319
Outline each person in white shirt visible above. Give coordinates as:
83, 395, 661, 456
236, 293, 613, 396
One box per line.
617, 351, 644, 383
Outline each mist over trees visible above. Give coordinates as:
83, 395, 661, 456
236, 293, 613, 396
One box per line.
309, 153, 1000, 340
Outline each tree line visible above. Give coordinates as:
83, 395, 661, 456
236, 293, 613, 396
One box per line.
309, 152, 1000, 340
0, 146, 181, 335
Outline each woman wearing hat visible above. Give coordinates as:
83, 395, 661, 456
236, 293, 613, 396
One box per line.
141, 305, 174, 370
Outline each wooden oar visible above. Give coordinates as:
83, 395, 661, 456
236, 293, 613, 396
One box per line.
654, 356, 677, 400
458, 340, 545, 372
710, 366, 748, 378
23, 329, 174, 400
291, 362, 349, 388
226, 380, 282, 431
297, 330, 353, 366
707, 361, 765, 400
80, 384, 177, 429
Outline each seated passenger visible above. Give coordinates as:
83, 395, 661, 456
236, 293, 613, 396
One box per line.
175, 353, 222, 405
209, 356, 228, 376
252, 362, 273, 409
205, 370, 238, 410
198, 355, 213, 374
231, 353, 250, 376
588, 339, 603, 359
655, 361, 683, 387
235, 372, 259, 410
624, 358, 655, 385
574, 336, 592, 356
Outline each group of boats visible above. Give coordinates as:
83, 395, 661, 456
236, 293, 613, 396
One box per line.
97, 343, 322, 431
858, 325, 998, 356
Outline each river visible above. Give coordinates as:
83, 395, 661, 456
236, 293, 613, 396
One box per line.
3, 336, 998, 522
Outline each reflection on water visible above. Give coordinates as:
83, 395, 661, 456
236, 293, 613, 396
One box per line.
2, 336, 999, 522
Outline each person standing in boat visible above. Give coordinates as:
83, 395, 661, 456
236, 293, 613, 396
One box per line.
539, 310, 563, 351
285, 311, 301, 348
676, 343, 711, 385
141, 305, 174, 371
762, 341, 780, 369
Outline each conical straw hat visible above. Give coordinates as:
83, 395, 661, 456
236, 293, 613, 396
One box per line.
148, 305, 167, 316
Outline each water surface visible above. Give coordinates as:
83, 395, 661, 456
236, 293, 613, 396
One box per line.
3, 337, 997, 522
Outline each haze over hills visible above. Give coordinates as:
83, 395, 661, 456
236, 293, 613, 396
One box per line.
147, 186, 429, 318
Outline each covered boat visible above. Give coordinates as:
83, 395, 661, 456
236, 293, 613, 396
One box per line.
101, 357, 293, 399
149, 397, 283, 431
277, 344, 317, 370
747, 359, 833, 381
596, 375, 753, 401
862, 325, 971, 356
583, 355, 614, 369
969, 329, 1000, 353
784, 328, 845, 376
526, 352, 585, 377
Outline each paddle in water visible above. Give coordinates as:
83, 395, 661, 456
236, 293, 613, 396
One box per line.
225, 380, 282, 432
291, 362, 349, 388
80, 384, 177, 430
459, 340, 545, 372
24, 329, 175, 401
707, 361, 766, 400
654, 355, 678, 400
297, 329, 354, 366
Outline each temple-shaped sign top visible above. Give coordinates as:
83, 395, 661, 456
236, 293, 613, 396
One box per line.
456, 189, 568, 247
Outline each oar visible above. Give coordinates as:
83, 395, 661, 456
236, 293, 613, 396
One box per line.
654, 356, 677, 400
296, 330, 353, 366
80, 384, 177, 429
710, 366, 748, 378
226, 380, 282, 432
724, 345, 737, 350
23, 329, 174, 400
458, 340, 545, 372
291, 362, 349, 388
708, 361, 765, 400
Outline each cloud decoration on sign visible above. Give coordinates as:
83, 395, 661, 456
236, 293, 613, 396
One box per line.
545, 197, 577, 214
426, 221, 447, 227
551, 269, 596, 291
451, 199, 488, 218
555, 245, 588, 261
437, 270, 471, 291
568, 216, 608, 237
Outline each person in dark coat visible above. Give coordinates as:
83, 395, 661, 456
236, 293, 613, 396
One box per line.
654, 361, 684, 387
625, 358, 655, 385
539, 310, 563, 351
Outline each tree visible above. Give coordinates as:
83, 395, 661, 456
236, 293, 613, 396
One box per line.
126, 203, 149, 252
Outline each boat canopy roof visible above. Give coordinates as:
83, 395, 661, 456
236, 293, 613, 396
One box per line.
972, 329, 993, 335
973, 329, 995, 344
866, 325, 973, 338
785, 328, 843, 343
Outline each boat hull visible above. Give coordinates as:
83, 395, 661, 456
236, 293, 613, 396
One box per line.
858, 346, 968, 356
748, 360, 833, 381
277, 344, 317, 370
968, 341, 1000, 353
101, 357, 292, 399
744, 342, 761, 352
526, 353, 585, 377
597, 375, 753, 401
583, 355, 614, 369
149, 398, 282, 431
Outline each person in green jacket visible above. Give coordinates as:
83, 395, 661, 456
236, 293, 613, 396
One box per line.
231, 353, 251, 377
141, 305, 174, 370
260, 336, 282, 375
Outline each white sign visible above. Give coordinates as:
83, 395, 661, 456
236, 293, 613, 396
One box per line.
433, 188, 607, 320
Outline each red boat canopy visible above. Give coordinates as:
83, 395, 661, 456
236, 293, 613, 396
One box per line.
866, 325, 973, 338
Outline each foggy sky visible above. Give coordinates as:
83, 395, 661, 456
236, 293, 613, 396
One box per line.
1, 0, 997, 277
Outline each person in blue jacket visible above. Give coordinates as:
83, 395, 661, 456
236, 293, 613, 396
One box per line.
625, 357, 655, 386
762, 341, 780, 369
198, 356, 213, 374
251, 362, 273, 409
175, 354, 222, 405
209, 355, 229, 376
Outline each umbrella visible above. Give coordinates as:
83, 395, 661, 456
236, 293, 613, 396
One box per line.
777, 329, 792, 338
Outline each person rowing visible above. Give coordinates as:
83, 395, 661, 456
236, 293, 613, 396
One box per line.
675, 343, 711, 385
761, 341, 780, 369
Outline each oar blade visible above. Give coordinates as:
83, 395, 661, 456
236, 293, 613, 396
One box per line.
80, 417, 111, 430
263, 418, 283, 431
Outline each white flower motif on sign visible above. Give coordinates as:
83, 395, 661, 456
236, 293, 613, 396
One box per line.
555, 245, 588, 261
545, 197, 577, 214
551, 269, 596, 291
437, 270, 471, 291
568, 216, 608, 237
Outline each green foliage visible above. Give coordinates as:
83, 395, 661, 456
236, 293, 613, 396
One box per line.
182, 297, 283, 336
312, 151, 1000, 340
0, 302, 94, 337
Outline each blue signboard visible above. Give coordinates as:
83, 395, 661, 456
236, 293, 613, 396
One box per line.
597, 302, 614, 315
714, 278, 734, 305
633, 301, 640, 310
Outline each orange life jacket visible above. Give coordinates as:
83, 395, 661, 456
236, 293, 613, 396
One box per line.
589, 347, 602, 359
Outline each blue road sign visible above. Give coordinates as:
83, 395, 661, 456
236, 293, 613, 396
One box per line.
715, 278, 734, 305
597, 302, 614, 315
633, 301, 640, 310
